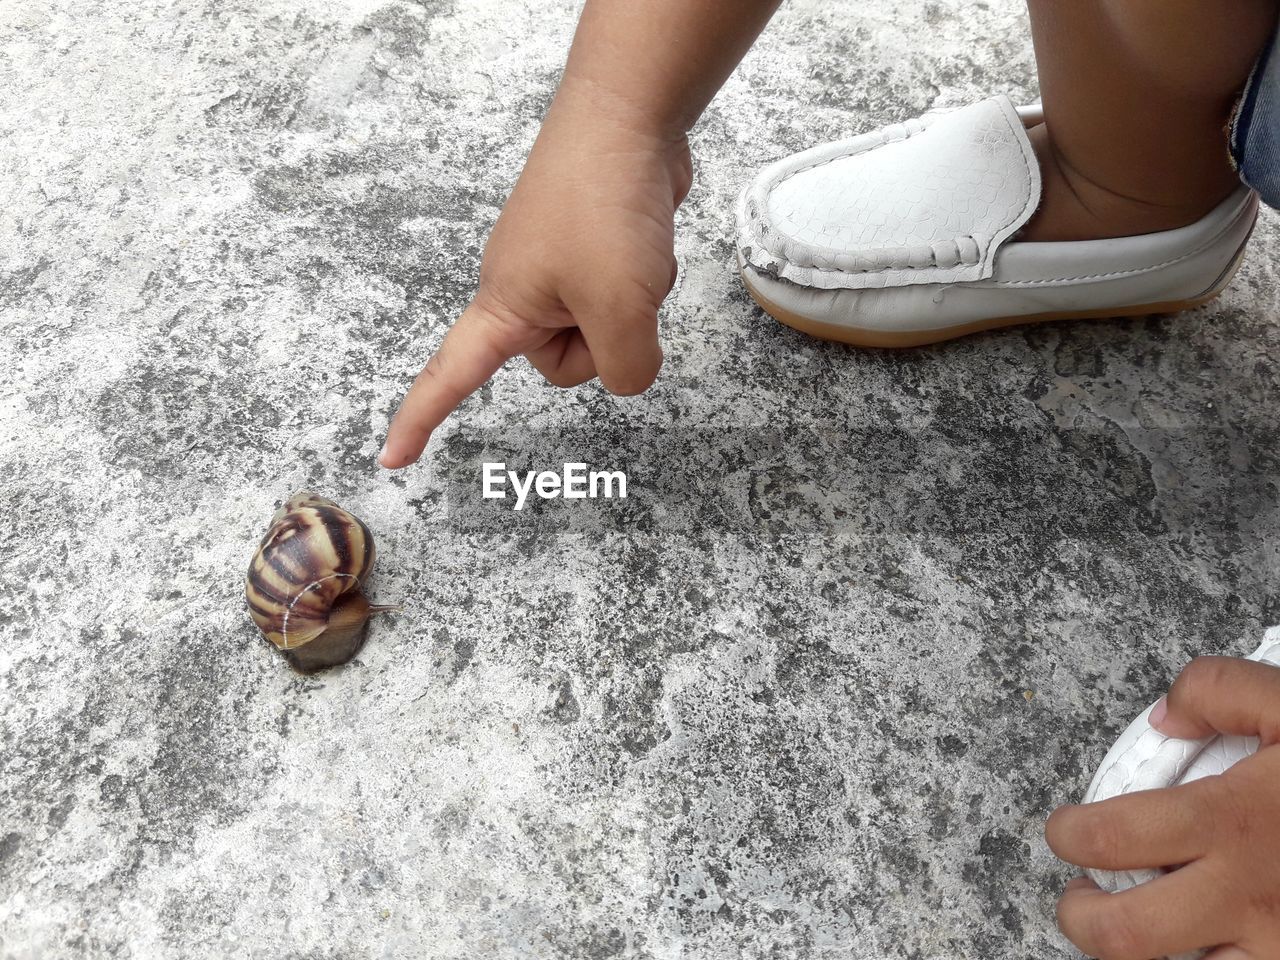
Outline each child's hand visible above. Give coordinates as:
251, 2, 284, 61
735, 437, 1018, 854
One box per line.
1047, 657, 1280, 959
378, 88, 692, 469
375, 0, 780, 468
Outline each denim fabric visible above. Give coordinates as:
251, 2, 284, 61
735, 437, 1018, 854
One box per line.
1233, 28, 1280, 210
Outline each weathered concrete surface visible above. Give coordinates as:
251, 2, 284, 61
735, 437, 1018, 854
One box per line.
2, 0, 1277, 957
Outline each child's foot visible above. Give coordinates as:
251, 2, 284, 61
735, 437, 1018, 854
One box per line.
1018, 121, 1241, 242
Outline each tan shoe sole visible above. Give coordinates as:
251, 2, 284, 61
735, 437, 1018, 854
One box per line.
740, 235, 1252, 349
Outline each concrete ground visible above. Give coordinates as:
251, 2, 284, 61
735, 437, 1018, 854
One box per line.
2, 0, 1278, 957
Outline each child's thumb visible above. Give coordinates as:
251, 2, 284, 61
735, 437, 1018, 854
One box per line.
1151, 656, 1280, 744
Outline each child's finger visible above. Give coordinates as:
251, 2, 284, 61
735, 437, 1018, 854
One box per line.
1046, 782, 1214, 870
380, 304, 522, 469
525, 328, 598, 388
1056, 862, 1234, 960
1152, 657, 1280, 743
1064, 876, 1098, 894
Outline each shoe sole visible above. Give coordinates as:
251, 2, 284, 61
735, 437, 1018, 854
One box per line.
740, 229, 1253, 349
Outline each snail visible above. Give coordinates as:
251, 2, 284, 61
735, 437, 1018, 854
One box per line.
245, 492, 397, 672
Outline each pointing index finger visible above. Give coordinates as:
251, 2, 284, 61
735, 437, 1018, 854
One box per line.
379, 304, 517, 469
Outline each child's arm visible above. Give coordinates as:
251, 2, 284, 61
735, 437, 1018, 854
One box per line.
379, 0, 781, 469
1047, 657, 1280, 958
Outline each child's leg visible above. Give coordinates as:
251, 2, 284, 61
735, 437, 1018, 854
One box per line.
1021, 0, 1278, 242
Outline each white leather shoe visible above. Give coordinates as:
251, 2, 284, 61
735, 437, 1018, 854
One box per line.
735, 96, 1260, 347
1081, 627, 1280, 960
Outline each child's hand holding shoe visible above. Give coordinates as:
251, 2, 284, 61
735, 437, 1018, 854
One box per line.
1048, 657, 1280, 960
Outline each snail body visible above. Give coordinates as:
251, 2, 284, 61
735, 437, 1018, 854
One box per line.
246, 492, 396, 672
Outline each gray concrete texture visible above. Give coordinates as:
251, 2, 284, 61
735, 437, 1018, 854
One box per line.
2, 0, 1278, 957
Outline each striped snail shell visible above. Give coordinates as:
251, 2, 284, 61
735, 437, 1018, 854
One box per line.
245, 492, 397, 672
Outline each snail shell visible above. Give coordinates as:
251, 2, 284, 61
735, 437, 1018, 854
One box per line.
245, 492, 396, 672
